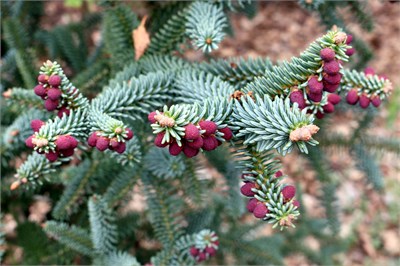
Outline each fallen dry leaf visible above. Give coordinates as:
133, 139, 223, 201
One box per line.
133, 16, 150, 60
380, 230, 400, 256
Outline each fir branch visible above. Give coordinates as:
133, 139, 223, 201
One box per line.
15, 152, 65, 188
101, 251, 140, 266
200, 57, 274, 90
44, 221, 94, 257
144, 147, 186, 179
243, 28, 349, 97
147, 5, 188, 55
88, 195, 118, 254
91, 71, 173, 122
352, 144, 384, 190
106, 136, 142, 166
103, 166, 138, 208
232, 95, 318, 155
103, 6, 139, 71
72, 59, 110, 93
142, 174, 184, 249
174, 70, 235, 104
52, 160, 95, 220
139, 55, 191, 74
3, 87, 43, 109
185, 2, 227, 53
2, 17, 36, 88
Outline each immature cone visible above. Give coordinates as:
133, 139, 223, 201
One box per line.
186, 136, 203, 149
190, 246, 199, 257
114, 142, 126, 154
320, 48, 336, 62
96, 137, 110, 151
154, 113, 175, 127
57, 106, 70, 118
289, 125, 319, 141
202, 136, 218, 151
38, 74, 49, 84
31, 119, 45, 132
282, 185, 296, 200
154, 132, 168, 148
240, 182, 256, 197
328, 94, 341, 105
125, 128, 134, 140
88, 132, 98, 147
253, 203, 268, 218
359, 94, 370, 109
25, 135, 35, 148
308, 92, 322, 102
184, 124, 200, 140
183, 145, 199, 158
275, 170, 283, 178
323, 102, 335, 113
169, 142, 183, 156
219, 127, 233, 141
289, 90, 306, 109
345, 48, 355, 56
47, 88, 62, 100
292, 200, 301, 208
323, 73, 342, 85
44, 99, 59, 111
45, 151, 58, 162
323, 82, 340, 93
247, 198, 258, 212
199, 121, 217, 136
323, 61, 340, 75
34, 84, 46, 97
48, 75, 62, 87
61, 148, 75, 157
346, 89, 359, 105
346, 34, 353, 44
308, 76, 323, 94
364, 67, 375, 76
148, 111, 157, 123
371, 95, 381, 107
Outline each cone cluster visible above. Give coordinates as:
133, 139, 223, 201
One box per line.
87, 128, 133, 154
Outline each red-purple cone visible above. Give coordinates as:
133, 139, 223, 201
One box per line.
34, 84, 47, 97
293, 200, 301, 208
88, 132, 98, 147
61, 148, 74, 157
48, 75, 61, 87
44, 98, 59, 111
46, 151, 58, 162
328, 94, 341, 105
154, 132, 168, 148
323, 82, 340, 93
323, 73, 342, 85
68, 136, 78, 149
25, 135, 35, 148
169, 142, 183, 156
322, 102, 335, 113
197, 252, 207, 262
202, 136, 218, 151
371, 95, 381, 107
345, 48, 355, 56
57, 106, 70, 118
320, 48, 336, 62
282, 185, 296, 200
55, 135, 72, 150
47, 88, 62, 100
346, 34, 353, 44
31, 119, 45, 132
199, 121, 217, 136
148, 111, 157, 123
275, 170, 283, 178
253, 203, 268, 219
346, 89, 359, 105
205, 247, 216, 256
308, 76, 323, 94
308, 92, 323, 102
184, 123, 200, 140
190, 246, 199, 257
315, 111, 325, 119
289, 91, 306, 109
219, 127, 233, 141
183, 145, 199, 158
323, 60, 340, 75
187, 136, 203, 149
114, 142, 126, 154
240, 182, 256, 197
359, 94, 370, 109
364, 67, 375, 76
125, 128, 134, 140
96, 137, 110, 151
38, 74, 49, 84
247, 198, 258, 212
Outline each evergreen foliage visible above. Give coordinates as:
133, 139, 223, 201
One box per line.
1, 1, 397, 265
